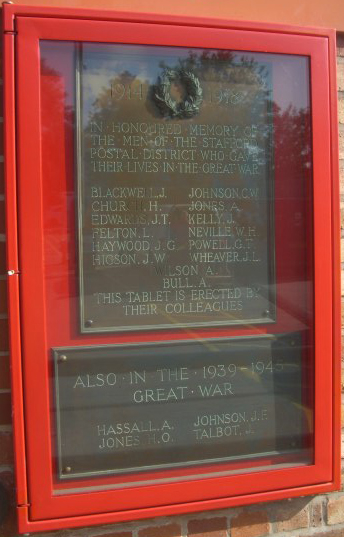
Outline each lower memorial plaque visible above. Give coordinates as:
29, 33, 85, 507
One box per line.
77, 43, 275, 332
53, 334, 308, 480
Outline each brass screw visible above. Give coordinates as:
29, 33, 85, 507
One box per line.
63, 466, 72, 474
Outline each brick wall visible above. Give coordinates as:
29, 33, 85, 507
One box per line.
0, 28, 343, 537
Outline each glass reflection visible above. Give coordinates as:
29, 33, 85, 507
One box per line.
39, 41, 313, 489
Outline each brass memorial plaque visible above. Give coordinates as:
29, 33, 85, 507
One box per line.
54, 335, 307, 480
77, 44, 275, 332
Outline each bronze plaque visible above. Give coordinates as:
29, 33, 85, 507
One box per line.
53, 334, 307, 480
77, 44, 275, 332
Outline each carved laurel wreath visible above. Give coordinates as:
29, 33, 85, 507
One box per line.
153, 69, 203, 119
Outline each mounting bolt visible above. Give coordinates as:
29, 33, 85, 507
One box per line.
59, 355, 67, 363
85, 319, 93, 328
63, 466, 72, 474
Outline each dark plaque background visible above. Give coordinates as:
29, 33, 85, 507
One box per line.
77, 44, 275, 332
54, 335, 308, 480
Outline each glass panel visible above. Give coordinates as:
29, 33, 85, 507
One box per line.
39, 40, 313, 493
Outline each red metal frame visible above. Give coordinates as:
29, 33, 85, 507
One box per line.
3, 4, 340, 533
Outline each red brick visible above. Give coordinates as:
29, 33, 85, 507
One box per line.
0, 200, 5, 235
0, 393, 11, 425
340, 236, 344, 259
340, 161, 344, 192
0, 279, 7, 315
0, 471, 13, 493
339, 125, 344, 160
95, 533, 132, 537
327, 494, 344, 525
272, 501, 309, 532
0, 357, 10, 390
296, 528, 344, 537
0, 506, 16, 537
338, 34, 344, 56
311, 500, 324, 527
0, 162, 4, 194
0, 122, 3, 157
338, 59, 344, 93
187, 517, 228, 537
0, 432, 13, 465
0, 318, 9, 352
138, 523, 181, 537
0, 242, 6, 274
0, 472, 17, 537
231, 510, 269, 537
339, 94, 344, 124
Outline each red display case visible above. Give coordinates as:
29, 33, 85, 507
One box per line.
3, 4, 341, 533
